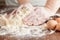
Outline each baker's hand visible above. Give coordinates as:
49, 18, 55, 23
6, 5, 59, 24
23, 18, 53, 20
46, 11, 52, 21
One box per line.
23, 7, 55, 26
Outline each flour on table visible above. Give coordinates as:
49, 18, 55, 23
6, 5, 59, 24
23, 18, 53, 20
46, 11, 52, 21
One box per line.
0, 4, 54, 37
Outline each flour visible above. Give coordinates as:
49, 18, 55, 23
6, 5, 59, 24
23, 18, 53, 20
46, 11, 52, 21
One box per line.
0, 4, 55, 37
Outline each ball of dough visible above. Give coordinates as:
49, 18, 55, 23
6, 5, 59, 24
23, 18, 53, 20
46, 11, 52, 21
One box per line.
47, 20, 58, 29
55, 23, 60, 31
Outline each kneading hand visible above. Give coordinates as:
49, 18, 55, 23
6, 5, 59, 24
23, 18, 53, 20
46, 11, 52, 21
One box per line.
23, 7, 55, 26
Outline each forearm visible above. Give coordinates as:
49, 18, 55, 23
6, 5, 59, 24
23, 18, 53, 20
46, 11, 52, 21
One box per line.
45, 0, 60, 13
17, 0, 30, 5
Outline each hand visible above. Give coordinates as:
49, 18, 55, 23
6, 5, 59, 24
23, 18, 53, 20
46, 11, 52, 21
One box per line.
23, 7, 55, 26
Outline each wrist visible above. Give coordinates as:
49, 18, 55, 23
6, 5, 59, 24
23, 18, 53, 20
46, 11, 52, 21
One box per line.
45, 7, 54, 13
41, 7, 55, 19
45, 7, 55, 15
45, 0, 60, 14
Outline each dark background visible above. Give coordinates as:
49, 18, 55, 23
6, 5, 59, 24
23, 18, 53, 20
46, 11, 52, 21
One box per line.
0, 0, 6, 8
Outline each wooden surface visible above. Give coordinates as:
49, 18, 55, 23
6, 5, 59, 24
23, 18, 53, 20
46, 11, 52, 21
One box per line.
0, 32, 60, 40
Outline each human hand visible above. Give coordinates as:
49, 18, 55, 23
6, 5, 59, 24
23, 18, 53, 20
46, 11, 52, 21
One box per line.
23, 7, 55, 26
